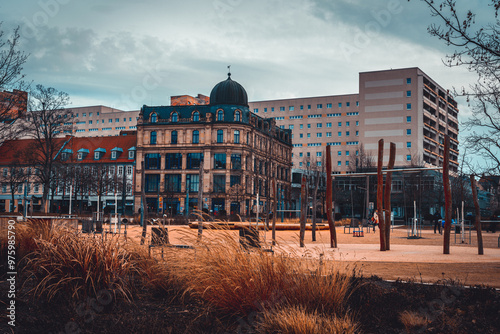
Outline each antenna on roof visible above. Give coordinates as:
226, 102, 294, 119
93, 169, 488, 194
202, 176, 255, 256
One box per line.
227, 65, 231, 77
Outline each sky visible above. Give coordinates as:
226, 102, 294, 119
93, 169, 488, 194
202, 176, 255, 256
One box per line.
0, 1, 494, 128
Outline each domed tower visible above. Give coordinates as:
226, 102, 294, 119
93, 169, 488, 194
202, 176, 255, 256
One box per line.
209, 72, 248, 107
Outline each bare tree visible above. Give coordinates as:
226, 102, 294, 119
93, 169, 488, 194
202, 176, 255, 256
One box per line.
0, 163, 28, 212
0, 24, 29, 144
20, 84, 71, 212
419, 0, 500, 174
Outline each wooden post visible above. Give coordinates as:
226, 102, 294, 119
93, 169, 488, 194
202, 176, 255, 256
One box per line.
326, 145, 337, 248
470, 175, 484, 255
443, 135, 452, 254
384, 142, 396, 250
377, 139, 386, 251
197, 158, 204, 240
300, 175, 307, 248
272, 178, 277, 246
140, 161, 148, 245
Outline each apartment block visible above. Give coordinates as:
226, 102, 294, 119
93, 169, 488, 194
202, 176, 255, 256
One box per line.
249, 67, 459, 173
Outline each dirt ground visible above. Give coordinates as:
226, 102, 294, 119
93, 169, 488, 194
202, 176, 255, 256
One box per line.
124, 222, 500, 288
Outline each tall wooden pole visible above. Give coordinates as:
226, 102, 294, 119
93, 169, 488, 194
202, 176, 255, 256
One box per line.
377, 139, 386, 251
443, 135, 452, 254
272, 178, 277, 246
470, 175, 484, 255
300, 175, 307, 248
198, 158, 204, 240
326, 145, 337, 248
140, 161, 148, 245
384, 142, 396, 250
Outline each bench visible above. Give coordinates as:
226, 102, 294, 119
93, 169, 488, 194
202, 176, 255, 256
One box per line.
344, 220, 359, 234
353, 229, 364, 237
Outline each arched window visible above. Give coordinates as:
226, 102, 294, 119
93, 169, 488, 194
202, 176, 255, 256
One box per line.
217, 129, 223, 143
171, 130, 178, 144
234, 130, 240, 144
150, 131, 157, 145
192, 130, 199, 144
193, 111, 200, 122
217, 110, 224, 121
171, 112, 178, 123
234, 110, 240, 122
151, 113, 157, 123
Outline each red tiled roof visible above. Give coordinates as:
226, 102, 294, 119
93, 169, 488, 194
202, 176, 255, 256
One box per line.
0, 134, 137, 166
66, 135, 136, 164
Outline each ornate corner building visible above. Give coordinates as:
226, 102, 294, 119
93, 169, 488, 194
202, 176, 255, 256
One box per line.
135, 74, 292, 216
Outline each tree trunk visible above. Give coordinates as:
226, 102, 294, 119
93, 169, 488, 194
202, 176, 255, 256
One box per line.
443, 135, 452, 254
311, 173, 320, 242
377, 139, 386, 251
326, 145, 337, 248
470, 175, 484, 255
300, 175, 307, 247
384, 142, 396, 250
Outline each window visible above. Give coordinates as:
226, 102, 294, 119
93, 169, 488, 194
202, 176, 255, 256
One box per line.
300, 124, 303, 129
406, 78, 411, 84
234, 111, 240, 121
407, 141, 412, 148
128, 150, 135, 159
338, 151, 342, 156
407, 129, 412, 135
326, 132, 332, 137
346, 161, 349, 166
232, 130, 240, 144
338, 103, 342, 107
271, 107, 275, 112
164, 174, 181, 192
127, 166, 133, 175
264, 108, 267, 113
299, 152, 303, 157
317, 104, 322, 109
289, 106, 294, 111
145, 153, 161, 169
109, 119, 112, 123
346, 151, 350, 156
171, 130, 178, 144
337, 161, 341, 166
94, 151, 100, 160
406, 116, 412, 123
165, 153, 182, 169
150, 131, 157, 144
406, 155, 412, 161
356, 101, 359, 106
213, 175, 226, 193
231, 154, 241, 170
317, 133, 322, 138
192, 130, 199, 144
317, 123, 322, 128
307, 124, 311, 128
217, 110, 224, 121
299, 133, 303, 138
300, 105, 304, 110
88, 120, 92, 125
326, 122, 332, 128
186, 174, 199, 192
171, 112, 178, 122
82, 113, 86, 117
151, 113, 157, 123
230, 174, 241, 187
214, 153, 226, 169
338, 122, 342, 127
307, 133, 311, 138
280, 106, 285, 111
289, 125, 294, 129
327, 103, 332, 108
145, 174, 159, 193
187, 153, 203, 169
317, 161, 322, 167
111, 151, 116, 160
299, 162, 303, 167
356, 131, 359, 136
346, 131, 350, 136
307, 105, 311, 109
217, 129, 224, 143
407, 90, 411, 97
406, 103, 412, 110
3, 168, 7, 177
193, 111, 200, 121
118, 166, 124, 176
356, 121, 359, 126
338, 132, 342, 137
346, 102, 350, 107
346, 121, 350, 126
254, 108, 258, 113
316, 152, 322, 157
307, 152, 311, 157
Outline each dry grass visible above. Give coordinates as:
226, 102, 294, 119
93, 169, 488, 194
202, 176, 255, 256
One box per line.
255, 305, 359, 334
23, 230, 137, 301
399, 310, 430, 332
150, 229, 357, 318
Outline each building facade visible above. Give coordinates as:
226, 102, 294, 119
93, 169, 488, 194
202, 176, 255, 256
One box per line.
135, 74, 293, 217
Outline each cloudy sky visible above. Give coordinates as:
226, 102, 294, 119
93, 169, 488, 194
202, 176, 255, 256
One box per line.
0, 0, 492, 118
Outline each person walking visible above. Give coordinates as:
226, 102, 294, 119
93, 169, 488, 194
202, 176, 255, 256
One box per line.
433, 211, 441, 234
